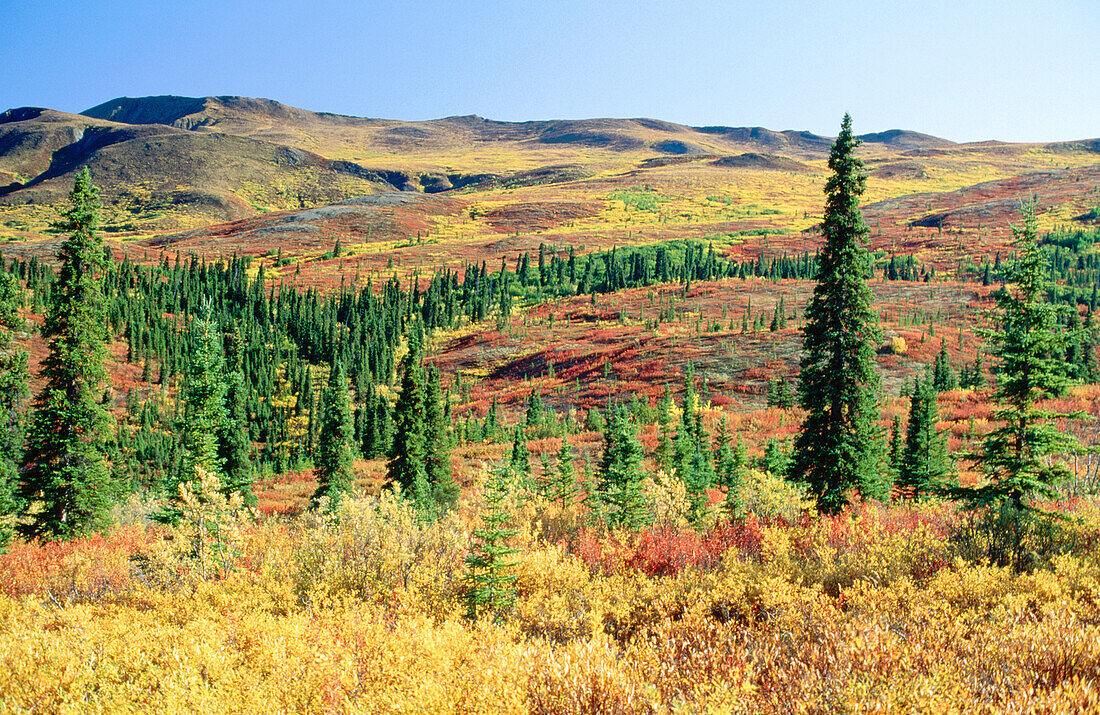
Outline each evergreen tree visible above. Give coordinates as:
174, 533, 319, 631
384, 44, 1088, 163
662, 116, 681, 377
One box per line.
932, 341, 957, 391
898, 376, 953, 499
714, 417, 742, 518
219, 367, 254, 505
159, 312, 228, 523
766, 376, 797, 409
0, 271, 29, 548
424, 365, 458, 509
387, 336, 427, 499
596, 404, 648, 530
554, 437, 576, 507
655, 384, 675, 472
887, 415, 904, 480
464, 464, 519, 621
311, 361, 356, 511
790, 115, 885, 514
525, 387, 544, 428
957, 200, 1084, 520
509, 426, 531, 484
219, 326, 252, 503
19, 169, 117, 539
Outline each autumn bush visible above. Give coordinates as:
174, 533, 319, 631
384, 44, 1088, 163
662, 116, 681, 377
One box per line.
3, 484, 1100, 712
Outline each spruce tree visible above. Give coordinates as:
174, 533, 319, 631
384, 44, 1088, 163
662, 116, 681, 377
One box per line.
596, 404, 648, 530
887, 416, 904, 480
509, 426, 531, 485
714, 417, 742, 518
525, 387, 544, 428
424, 365, 458, 510
957, 200, 1084, 519
0, 271, 29, 548
219, 368, 254, 505
554, 437, 576, 507
464, 464, 519, 621
790, 115, 884, 514
932, 341, 957, 392
655, 384, 675, 472
159, 312, 228, 524
387, 336, 427, 499
311, 361, 356, 511
898, 376, 953, 500
219, 328, 253, 505
19, 169, 117, 540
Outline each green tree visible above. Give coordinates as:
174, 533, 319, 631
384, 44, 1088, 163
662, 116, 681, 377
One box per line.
311, 361, 356, 511
424, 365, 458, 510
957, 200, 1084, 528
596, 404, 648, 530
525, 387, 544, 428
19, 169, 117, 540
387, 337, 427, 499
219, 368, 254, 504
932, 341, 957, 392
898, 376, 953, 500
0, 271, 29, 548
887, 415, 904, 480
714, 417, 742, 518
158, 312, 228, 524
464, 464, 519, 621
655, 384, 675, 472
509, 426, 531, 485
766, 376, 797, 409
554, 437, 577, 507
790, 115, 885, 514
219, 328, 253, 505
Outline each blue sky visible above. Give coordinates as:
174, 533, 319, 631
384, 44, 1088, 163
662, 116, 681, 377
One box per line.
2, 0, 1097, 142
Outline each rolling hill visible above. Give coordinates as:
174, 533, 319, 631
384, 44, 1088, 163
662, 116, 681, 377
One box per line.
0, 94, 1095, 276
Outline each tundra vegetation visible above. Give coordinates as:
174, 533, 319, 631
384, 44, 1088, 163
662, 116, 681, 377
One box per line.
2, 118, 1100, 712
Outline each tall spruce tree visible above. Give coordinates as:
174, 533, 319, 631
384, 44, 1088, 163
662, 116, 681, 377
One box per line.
19, 169, 117, 539
898, 376, 953, 500
311, 361, 356, 511
957, 200, 1084, 517
158, 312, 228, 524
0, 271, 29, 548
596, 404, 648, 530
387, 335, 427, 499
424, 365, 458, 509
790, 115, 885, 514
219, 327, 253, 505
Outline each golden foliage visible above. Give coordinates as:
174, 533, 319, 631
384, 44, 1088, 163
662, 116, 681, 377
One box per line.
2, 493, 1100, 712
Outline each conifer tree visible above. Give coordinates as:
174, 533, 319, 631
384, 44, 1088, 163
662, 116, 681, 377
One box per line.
714, 417, 742, 518
899, 376, 953, 499
424, 365, 458, 509
554, 437, 576, 507
159, 312, 228, 524
932, 341, 957, 392
311, 361, 356, 511
957, 200, 1084, 520
525, 386, 544, 428
509, 426, 531, 484
464, 464, 519, 621
596, 404, 648, 530
0, 271, 28, 548
790, 115, 884, 514
655, 384, 675, 472
19, 169, 117, 539
387, 335, 427, 498
887, 415, 904, 480
219, 366, 254, 505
